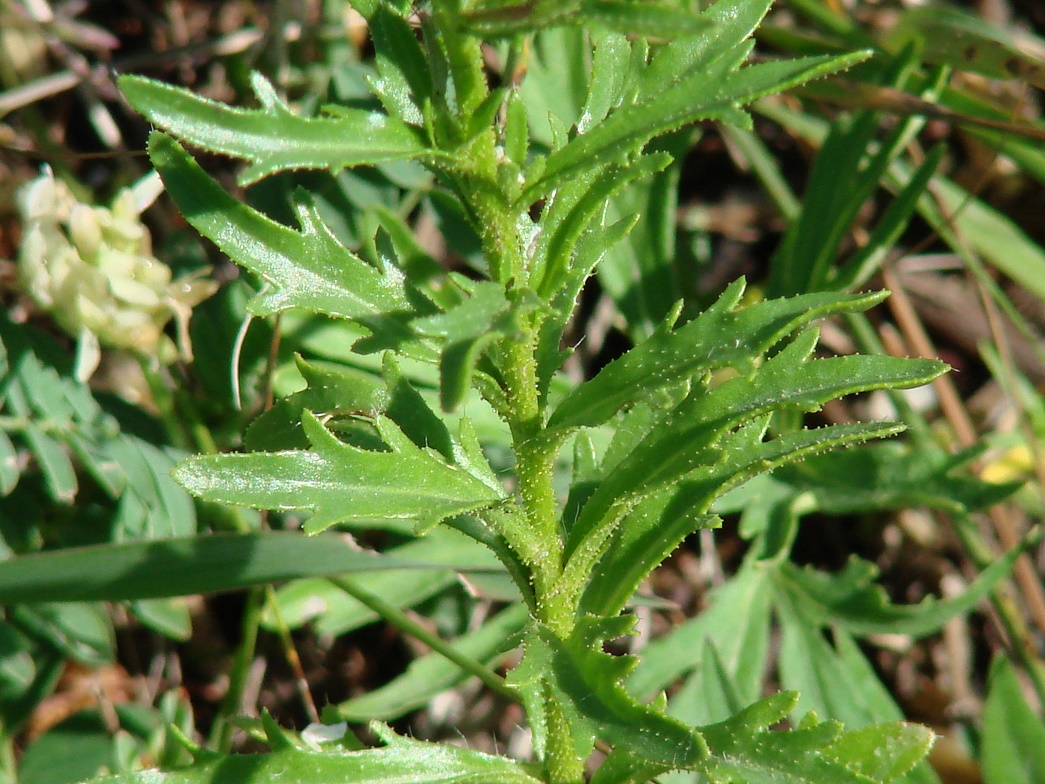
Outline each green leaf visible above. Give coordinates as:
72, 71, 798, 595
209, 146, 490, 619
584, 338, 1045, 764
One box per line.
147, 133, 418, 334
460, 0, 711, 39
369, 4, 433, 125
567, 328, 945, 556
10, 603, 113, 666
820, 722, 936, 784
20, 423, 76, 504
19, 710, 119, 784
119, 73, 430, 185
630, 565, 773, 704
582, 0, 713, 39
929, 174, 1045, 304
766, 61, 928, 297
696, 692, 933, 784
639, 0, 768, 89
773, 441, 1020, 515
246, 356, 390, 451
549, 281, 890, 430
532, 154, 670, 299
579, 33, 632, 134
833, 146, 944, 291
776, 535, 1033, 637
888, 6, 1045, 89
773, 609, 942, 784
87, 719, 545, 784
105, 437, 197, 539
174, 410, 502, 533
776, 598, 902, 726
0, 429, 17, 495
594, 132, 688, 337
0, 533, 421, 603
582, 420, 903, 616
381, 355, 504, 492
516, 26, 591, 145
524, 36, 869, 203
981, 655, 1045, 784
129, 598, 192, 641
510, 615, 708, 768
413, 282, 541, 412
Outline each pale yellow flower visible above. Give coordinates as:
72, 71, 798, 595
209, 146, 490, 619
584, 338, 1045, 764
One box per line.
16, 168, 217, 379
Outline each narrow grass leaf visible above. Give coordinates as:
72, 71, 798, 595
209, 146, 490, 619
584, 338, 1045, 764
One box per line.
930, 174, 1045, 304
0, 533, 423, 603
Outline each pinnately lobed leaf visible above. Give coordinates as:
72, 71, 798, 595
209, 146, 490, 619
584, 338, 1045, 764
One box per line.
119, 72, 431, 185
565, 330, 946, 558
88, 718, 545, 784
695, 692, 934, 784
509, 614, 709, 768
548, 280, 891, 430
173, 411, 503, 534
147, 133, 415, 325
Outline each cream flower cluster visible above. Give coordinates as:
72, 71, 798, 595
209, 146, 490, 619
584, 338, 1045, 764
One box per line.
16, 168, 217, 377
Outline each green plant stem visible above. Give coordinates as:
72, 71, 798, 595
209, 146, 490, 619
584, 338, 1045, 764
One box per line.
146, 345, 270, 750
544, 689, 586, 784
0, 735, 14, 784
501, 328, 568, 625
265, 584, 319, 723
140, 362, 192, 452
209, 585, 266, 752
496, 301, 581, 784
327, 575, 517, 701
455, 81, 581, 773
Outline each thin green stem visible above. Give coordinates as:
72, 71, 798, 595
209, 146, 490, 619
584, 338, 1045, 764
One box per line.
0, 734, 15, 784
140, 362, 192, 452
327, 575, 518, 701
265, 584, 319, 723
209, 586, 266, 752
